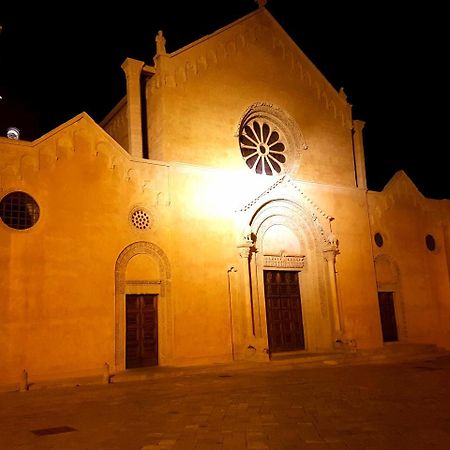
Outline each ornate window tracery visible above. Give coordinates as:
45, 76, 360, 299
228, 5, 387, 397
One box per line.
237, 103, 308, 177
239, 120, 286, 175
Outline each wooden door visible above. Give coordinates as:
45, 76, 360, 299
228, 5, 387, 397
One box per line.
378, 291, 398, 342
126, 294, 158, 368
264, 270, 305, 353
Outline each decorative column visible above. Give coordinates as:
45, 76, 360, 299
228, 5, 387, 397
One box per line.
323, 244, 342, 339
121, 57, 145, 159
237, 240, 255, 339
352, 120, 367, 189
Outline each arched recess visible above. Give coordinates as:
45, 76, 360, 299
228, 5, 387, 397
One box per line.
115, 241, 173, 370
247, 199, 337, 353
374, 254, 407, 340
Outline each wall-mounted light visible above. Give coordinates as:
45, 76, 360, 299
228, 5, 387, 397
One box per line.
7, 127, 20, 140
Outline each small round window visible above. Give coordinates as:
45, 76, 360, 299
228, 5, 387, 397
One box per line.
0, 191, 40, 230
425, 234, 436, 252
130, 207, 152, 231
374, 232, 384, 248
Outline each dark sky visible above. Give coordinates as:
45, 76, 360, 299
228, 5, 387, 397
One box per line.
0, 1, 447, 199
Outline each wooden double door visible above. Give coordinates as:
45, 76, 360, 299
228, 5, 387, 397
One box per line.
126, 294, 158, 368
264, 270, 305, 353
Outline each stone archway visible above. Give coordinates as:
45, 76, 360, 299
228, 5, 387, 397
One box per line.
234, 197, 340, 357
250, 199, 336, 353
114, 241, 172, 370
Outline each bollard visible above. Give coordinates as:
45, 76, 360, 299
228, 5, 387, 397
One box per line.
102, 362, 111, 384
19, 369, 29, 392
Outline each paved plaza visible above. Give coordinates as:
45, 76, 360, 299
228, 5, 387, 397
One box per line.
1, 354, 450, 449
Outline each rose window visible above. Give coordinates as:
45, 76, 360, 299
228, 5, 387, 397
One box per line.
131, 209, 151, 230
239, 120, 286, 175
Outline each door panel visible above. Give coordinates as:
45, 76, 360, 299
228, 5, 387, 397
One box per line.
264, 270, 305, 353
378, 291, 398, 342
126, 294, 158, 368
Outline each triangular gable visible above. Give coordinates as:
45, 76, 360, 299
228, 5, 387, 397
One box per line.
382, 170, 424, 200
153, 8, 351, 127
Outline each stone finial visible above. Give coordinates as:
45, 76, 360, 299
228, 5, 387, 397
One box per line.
255, 0, 267, 7
339, 87, 347, 101
155, 30, 167, 56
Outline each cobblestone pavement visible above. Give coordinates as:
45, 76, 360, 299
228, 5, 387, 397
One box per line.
1, 355, 450, 450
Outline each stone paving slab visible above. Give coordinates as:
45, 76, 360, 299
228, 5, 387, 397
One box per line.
1, 354, 450, 449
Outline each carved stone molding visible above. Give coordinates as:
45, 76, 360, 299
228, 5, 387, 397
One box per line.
239, 176, 338, 252
115, 241, 171, 296
126, 279, 162, 285
323, 247, 339, 263
238, 242, 253, 259
114, 241, 173, 370
263, 254, 305, 269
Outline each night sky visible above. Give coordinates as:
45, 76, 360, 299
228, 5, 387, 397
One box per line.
0, 1, 447, 199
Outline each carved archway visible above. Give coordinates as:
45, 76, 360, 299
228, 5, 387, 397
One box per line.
114, 241, 173, 370
245, 198, 338, 353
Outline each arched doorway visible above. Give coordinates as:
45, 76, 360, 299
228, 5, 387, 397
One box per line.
246, 199, 340, 355
115, 242, 172, 371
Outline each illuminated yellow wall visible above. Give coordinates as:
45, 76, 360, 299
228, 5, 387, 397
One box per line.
0, 7, 449, 390
368, 172, 450, 347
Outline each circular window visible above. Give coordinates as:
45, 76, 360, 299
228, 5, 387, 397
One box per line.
0, 191, 40, 230
239, 119, 286, 175
425, 234, 436, 252
130, 208, 152, 230
237, 103, 308, 177
374, 232, 384, 248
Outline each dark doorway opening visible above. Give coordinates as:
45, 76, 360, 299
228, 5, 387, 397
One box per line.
126, 294, 158, 368
378, 291, 398, 342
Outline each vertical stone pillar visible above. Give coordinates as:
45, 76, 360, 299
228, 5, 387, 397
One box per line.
352, 120, 367, 189
323, 248, 342, 338
121, 58, 145, 159
238, 242, 255, 337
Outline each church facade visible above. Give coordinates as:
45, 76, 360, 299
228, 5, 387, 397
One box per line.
1, 6, 449, 388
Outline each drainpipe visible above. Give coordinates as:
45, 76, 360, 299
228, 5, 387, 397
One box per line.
227, 266, 238, 360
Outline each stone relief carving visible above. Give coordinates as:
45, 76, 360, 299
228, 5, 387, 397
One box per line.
263, 254, 305, 269
238, 175, 338, 252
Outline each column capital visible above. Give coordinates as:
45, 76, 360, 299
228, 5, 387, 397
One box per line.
121, 58, 145, 77
238, 242, 253, 259
352, 119, 366, 132
323, 247, 338, 263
